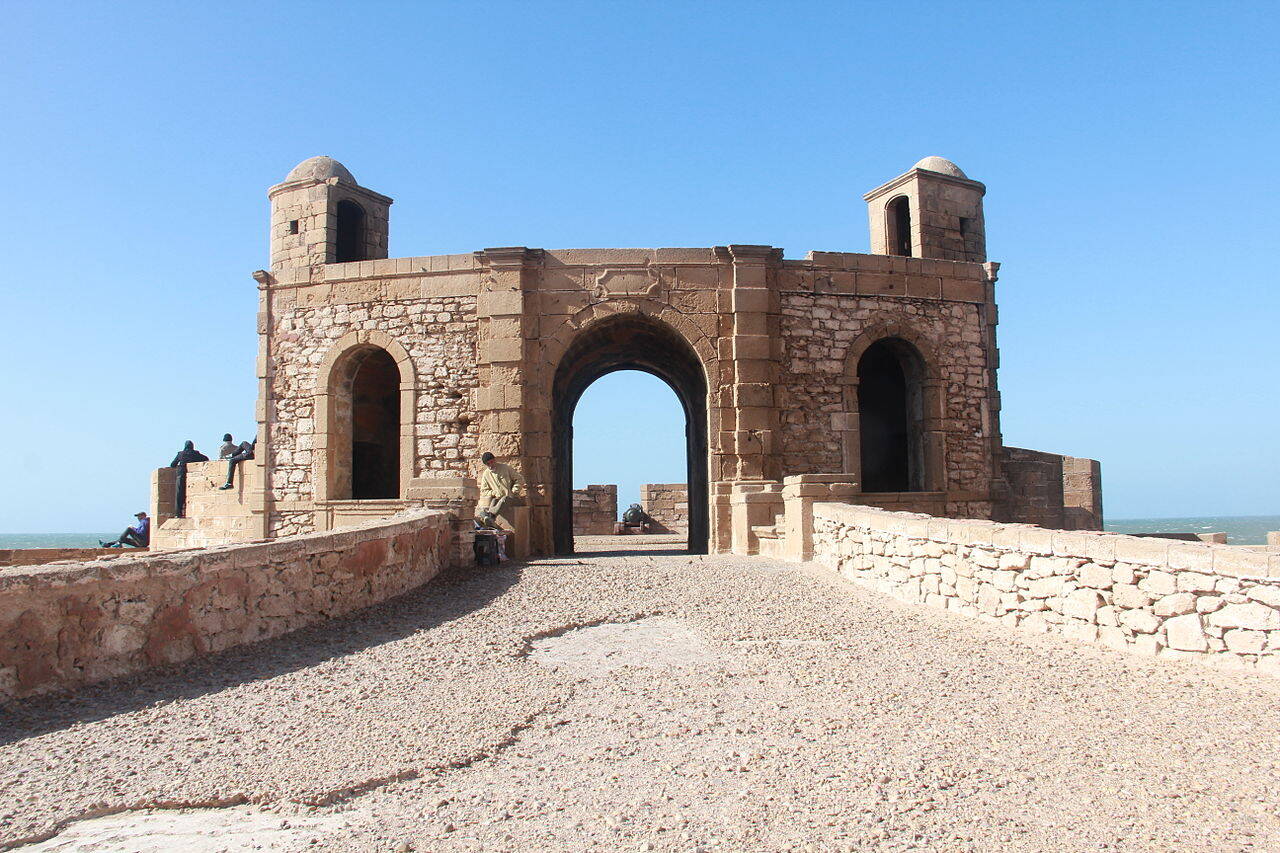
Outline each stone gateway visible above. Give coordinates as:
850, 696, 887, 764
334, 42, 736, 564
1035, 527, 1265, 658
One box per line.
151, 154, 1101, 556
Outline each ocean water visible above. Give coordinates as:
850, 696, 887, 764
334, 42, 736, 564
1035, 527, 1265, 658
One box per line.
0, 533, 116, 549
3, 515, 1277, 549
1105, 515, 1280, 547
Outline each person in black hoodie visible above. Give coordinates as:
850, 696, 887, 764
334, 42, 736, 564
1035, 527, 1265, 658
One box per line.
169, 440, 208, 517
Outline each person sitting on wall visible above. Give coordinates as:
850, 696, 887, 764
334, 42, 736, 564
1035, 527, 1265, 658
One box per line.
219, 433, 238, 460
101, 512, 150, 549
169, 440, 209, 518
478, 452, 523, 527
218, 437, 257, 490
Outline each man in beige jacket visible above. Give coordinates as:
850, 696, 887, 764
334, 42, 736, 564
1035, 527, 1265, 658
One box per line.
478, 451, 523, 527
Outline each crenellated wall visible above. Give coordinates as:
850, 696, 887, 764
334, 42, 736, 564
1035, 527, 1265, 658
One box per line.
0, 509, 456, 702
640, 483, 690, 533
811, 503, 1280, 675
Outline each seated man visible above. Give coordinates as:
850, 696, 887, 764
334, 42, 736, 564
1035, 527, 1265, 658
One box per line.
101, 512, 150, 549
219, 433, 238, 460
218, 438, 256, 490
478, 451, 523, 527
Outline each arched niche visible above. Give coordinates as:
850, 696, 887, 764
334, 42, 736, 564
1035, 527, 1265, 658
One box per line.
550, 313, 710, 555
886, 195, 912, 257
335, 199, 366, 263
314, 331, 416, 501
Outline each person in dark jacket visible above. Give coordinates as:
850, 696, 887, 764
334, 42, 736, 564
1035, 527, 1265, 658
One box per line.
169, 440, 208, 517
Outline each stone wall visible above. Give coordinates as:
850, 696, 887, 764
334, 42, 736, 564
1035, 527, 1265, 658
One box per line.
0, 549, 121, 568
572, 485, 617, 535
812, 503, 1280, 675
151, 460, 265, 550
640, 483, 689, 533
0, 509, 454, 702
997, 447, 1103, 530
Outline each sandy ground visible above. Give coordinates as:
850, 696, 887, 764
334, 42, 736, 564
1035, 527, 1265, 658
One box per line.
2, 534, 1279, 851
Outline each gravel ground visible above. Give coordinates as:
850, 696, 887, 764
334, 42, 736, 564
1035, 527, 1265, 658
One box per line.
3, 536, 1279, 851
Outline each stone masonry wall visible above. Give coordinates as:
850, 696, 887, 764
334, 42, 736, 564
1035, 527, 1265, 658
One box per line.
812, 502, 1280, 675
640, 484, 689, 533
0, 549, 121, 568
572, 485, 617, 535
267, 269, 479, 536
774, 255, 997, 519
0, 509, 453, 702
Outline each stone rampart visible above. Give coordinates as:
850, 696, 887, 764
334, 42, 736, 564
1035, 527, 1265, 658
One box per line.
0, 509, 454, 702
997, 447, 1102, 530
640, 484, 689, 533
572, 485, 617, 535
812, 503, 1280, 675
0, 548, 123, 568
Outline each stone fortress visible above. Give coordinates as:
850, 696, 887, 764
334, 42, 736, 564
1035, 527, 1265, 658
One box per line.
6, 153, 1280, 707
149, 154, 1102, 559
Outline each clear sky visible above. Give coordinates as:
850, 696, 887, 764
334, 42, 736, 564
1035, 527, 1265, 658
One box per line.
1, 1, 1277, 532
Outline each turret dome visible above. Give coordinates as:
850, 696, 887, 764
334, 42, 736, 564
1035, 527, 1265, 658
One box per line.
912, 156, 967, 178
284, 156, 357, 185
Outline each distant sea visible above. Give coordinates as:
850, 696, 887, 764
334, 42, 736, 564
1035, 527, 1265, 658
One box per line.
2, 515, 1277, 549
1105, 515, 1279, 546
0, 533, 115, 549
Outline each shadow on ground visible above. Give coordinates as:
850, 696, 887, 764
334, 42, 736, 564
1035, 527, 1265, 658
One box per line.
0, 562, 524, 746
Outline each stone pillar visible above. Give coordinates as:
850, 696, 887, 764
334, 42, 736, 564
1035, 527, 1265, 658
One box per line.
474, 247, 548, 555
722, 245, 783, 484
729, 480, 783, 556
150, 467, 178, 531
406, 475, 480, 568
782, 474, 860, 562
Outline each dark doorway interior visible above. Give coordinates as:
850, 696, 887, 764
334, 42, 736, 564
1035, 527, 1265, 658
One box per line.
552, 316, 708, 555
351, 348, 400, 499
888, 196, 912, 257
335, 200, 366, 263
858, 337, 924, 492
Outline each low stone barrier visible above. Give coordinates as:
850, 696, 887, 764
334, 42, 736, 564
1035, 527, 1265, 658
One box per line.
0, 509, 454, 702
813, 503, 1280, 674
572, 485, 617, 535
640, 483, 689, 533
0, 548, 125, 568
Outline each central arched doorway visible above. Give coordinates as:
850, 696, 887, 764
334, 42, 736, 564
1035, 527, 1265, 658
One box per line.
551, 315, 709, 555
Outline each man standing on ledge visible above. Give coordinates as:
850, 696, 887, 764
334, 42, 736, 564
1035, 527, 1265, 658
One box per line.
478, 451, 522, 527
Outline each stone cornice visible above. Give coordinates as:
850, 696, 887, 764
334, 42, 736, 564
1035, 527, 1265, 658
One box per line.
862, 168, 986, 202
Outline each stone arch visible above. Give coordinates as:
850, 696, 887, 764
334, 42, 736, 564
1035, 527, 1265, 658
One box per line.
548, 308, 712, 555
840, 320, 945, 492
313, 330, 416, 501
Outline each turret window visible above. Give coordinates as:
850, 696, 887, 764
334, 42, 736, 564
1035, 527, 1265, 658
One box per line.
334, 199, 366, 263
886, 196, 912, 257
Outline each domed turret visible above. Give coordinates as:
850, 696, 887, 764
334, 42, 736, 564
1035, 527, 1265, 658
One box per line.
912, 155, 967, 179
863, 157, 987, 262
267, 157, 393, 270
284, 156, 357, 185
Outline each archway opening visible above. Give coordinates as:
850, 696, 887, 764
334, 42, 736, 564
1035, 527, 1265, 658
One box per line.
329, 346, 401, 500
887, 196, 912, 257
335, 199, 366, 263
552, 315, 709, 555
571, 371, 688, 549
858, 337, 925, 492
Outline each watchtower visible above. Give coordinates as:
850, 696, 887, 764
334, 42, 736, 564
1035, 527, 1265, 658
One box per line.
267, 156, 393, 270
864, 156, 986, 262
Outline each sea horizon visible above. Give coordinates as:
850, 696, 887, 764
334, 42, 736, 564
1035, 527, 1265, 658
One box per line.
3, 513, 1277, 549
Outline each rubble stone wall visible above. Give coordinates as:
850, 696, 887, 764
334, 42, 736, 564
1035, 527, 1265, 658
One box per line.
812, 502, 1280, 675
572, 485, 617, 535
264, 263, 480, 537
640, 484, 690, 533
0, 549, 121, 568
0, 509, 454, 702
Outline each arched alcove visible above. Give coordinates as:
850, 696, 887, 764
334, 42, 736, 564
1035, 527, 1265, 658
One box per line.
886, 196, 912, 257
857, 337, 927, 492
320, 342, 410, 501
551, 314, 709, 555
334, 199, 366, 263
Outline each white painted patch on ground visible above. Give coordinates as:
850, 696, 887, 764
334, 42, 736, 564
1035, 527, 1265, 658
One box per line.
529, 617, 716, 676
21, 806, 349, 852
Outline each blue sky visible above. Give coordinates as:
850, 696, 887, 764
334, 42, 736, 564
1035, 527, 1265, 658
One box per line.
0, 1, 1276, 531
